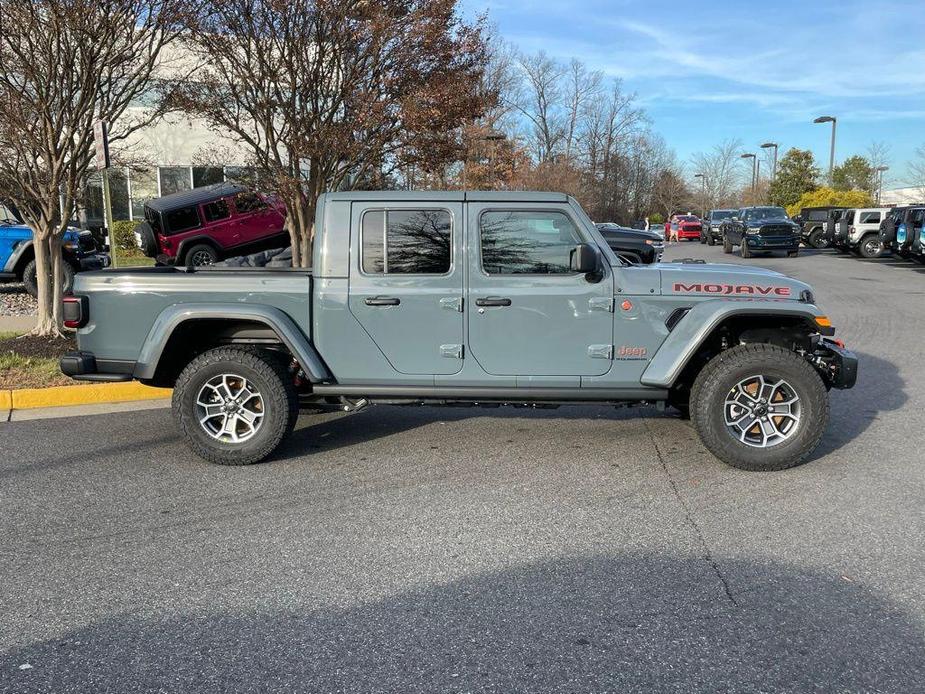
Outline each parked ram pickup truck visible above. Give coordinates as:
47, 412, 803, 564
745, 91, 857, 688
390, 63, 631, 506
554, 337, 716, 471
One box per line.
61, 191, 857, 471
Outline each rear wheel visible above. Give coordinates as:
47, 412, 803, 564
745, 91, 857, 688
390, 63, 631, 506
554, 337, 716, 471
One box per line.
184, 243, 218, 267
859, 234, 883, 258
173, 347, 299, 465
22, 258, 74, 297
690, 344, 828, 471
808, 229, 827, 249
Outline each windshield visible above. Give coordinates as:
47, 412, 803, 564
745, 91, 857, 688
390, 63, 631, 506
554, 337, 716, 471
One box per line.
710, 210, 734, 220
745, 207, 787, 221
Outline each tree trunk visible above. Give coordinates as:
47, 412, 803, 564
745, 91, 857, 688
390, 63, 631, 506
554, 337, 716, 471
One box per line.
31, 230, 58, 336
50, 235, 64, 329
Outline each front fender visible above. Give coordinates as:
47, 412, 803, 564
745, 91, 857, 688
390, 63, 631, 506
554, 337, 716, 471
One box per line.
640, 300, 827, 388
133, 303, 332, 383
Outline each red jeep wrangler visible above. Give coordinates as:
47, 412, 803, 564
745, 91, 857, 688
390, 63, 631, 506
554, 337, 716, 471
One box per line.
135, 183, 288, 266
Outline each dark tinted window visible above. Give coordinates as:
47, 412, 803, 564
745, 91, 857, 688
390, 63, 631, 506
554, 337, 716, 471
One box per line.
480, 210, 580, 275
843, 210, 856, 223
362, 209, 452, 275
165, 205, 200, 234
234, 192, 267, 214
203, 199, 230, 223
710, 210, 734, 220
858, 211, 881, 224
807, 210, 828, 221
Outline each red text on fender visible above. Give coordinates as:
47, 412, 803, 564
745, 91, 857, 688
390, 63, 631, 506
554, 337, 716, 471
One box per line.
672, 282, 791, 297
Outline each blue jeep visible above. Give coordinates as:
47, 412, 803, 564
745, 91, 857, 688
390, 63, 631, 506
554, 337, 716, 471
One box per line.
0, 202, 109, 296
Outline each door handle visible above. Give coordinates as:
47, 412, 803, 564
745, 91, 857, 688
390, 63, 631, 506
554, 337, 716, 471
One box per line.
475, 297, 512, 307
365, 296, 400, 306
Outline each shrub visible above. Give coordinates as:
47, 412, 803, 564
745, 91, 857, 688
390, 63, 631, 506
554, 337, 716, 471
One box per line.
787, 187, 873, 218
110, 220, 137, 251
649, 212, 664, 224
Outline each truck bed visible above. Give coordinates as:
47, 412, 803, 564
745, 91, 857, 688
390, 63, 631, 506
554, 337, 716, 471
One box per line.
73, 266, 313, 363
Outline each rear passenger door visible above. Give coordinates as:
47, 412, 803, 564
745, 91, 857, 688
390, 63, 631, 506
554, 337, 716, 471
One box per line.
348, 202, 464, 376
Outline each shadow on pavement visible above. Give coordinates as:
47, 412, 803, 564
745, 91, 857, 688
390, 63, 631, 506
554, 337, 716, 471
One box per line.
815, 350, 905, 458
3, 553, 923, 692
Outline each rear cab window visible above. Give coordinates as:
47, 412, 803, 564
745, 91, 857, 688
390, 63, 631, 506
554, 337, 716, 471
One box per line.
858, 211, 881, 224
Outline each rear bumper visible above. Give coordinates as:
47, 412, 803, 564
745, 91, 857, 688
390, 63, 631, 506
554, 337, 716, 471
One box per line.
817, 339, 858, 390
60, 351, 135, 382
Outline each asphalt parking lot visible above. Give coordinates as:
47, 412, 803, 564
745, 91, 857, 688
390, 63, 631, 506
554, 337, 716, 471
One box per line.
2, 243, 924, 692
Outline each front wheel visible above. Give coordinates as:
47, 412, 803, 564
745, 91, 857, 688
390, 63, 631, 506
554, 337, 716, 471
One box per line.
707, 235, 716, 246
722, 235, 733, 253
173, 347, 299, 465
740, 241, 751, 258
690, 344, 829, 471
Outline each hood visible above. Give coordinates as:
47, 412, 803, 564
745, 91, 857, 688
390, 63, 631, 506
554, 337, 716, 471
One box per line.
0, 221, 80, 243
657, 262, 812, 300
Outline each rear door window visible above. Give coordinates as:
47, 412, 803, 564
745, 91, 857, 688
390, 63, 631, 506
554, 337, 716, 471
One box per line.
362, 209, 452, 275
165, 205, 201, 234
202, 199, 231, 223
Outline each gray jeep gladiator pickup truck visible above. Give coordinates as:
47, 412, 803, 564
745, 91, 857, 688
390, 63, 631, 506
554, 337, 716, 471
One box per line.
61, 191, 857, 471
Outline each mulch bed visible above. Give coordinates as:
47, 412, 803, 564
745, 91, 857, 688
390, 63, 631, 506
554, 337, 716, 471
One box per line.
0, 332, 79, 389
0, 332, 76, 359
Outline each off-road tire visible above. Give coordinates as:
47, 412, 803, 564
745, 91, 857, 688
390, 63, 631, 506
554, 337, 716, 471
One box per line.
707, 235, 716, 246
183, 243, 218, 266
859, 234, 883, 259
22, 259, 74, 297
723, 235, 733, 253
740, 241, 751, 258
700, 233, 707, 244
173, 347, 299, 465
787, 250, 799, 258
808, 228, 827, 249
690, 344, 829, 471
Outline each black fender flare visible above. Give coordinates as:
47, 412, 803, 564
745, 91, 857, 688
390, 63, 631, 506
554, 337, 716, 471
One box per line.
133, 303, 332, 383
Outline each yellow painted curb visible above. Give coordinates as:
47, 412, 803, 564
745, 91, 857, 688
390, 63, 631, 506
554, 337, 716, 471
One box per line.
10, 382, 172, 410
0, 389, 11, 411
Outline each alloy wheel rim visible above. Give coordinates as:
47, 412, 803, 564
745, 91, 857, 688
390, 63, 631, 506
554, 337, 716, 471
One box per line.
864, 238, 880, 256
196, 374, 265, 443
191, 250, 214, 266
723, 375, 801, 448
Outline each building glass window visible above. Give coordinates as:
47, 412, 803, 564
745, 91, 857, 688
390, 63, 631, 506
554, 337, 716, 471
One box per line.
130, 168, 159, 220
159, 166, 191, 196
193, 167, 224, 188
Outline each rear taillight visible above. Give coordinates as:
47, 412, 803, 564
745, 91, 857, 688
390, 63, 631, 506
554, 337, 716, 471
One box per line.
63, 295, 88, 329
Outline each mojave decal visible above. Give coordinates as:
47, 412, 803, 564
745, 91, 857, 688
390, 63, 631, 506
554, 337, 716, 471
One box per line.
672, 282, 792, 297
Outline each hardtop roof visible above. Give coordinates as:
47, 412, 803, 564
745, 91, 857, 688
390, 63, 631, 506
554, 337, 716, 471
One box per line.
145, 183, 248, 213
319, 190, 570, 203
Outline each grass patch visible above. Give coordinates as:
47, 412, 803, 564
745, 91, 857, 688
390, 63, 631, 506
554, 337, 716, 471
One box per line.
0, 331, 79, 389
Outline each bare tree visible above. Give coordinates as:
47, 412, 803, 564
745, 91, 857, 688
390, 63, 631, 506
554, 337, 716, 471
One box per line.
909, 145, 925, 198
515, 51, 566, 163
562, 59, 602, 163
175, 0, 489, 267
0, 0, 181, 334
689, 139, 744, 210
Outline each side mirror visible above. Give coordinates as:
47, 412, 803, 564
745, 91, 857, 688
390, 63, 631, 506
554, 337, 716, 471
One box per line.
570, 243, 598, 273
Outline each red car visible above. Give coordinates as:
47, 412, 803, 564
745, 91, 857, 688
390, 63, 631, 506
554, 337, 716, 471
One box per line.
135, 183, 288, 266
666, 214, 703, 241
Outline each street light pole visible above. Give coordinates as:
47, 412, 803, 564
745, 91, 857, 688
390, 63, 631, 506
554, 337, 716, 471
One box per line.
694, 173, 705, 218
813, 116, 837, 182
876, 165, 889, 204
761, 142, 778, 181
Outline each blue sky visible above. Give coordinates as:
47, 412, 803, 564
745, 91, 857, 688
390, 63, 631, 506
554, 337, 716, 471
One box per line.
460, 0, 925, 187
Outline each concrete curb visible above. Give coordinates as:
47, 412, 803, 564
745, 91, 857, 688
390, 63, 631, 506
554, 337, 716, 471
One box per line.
2, 382, 172, 417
